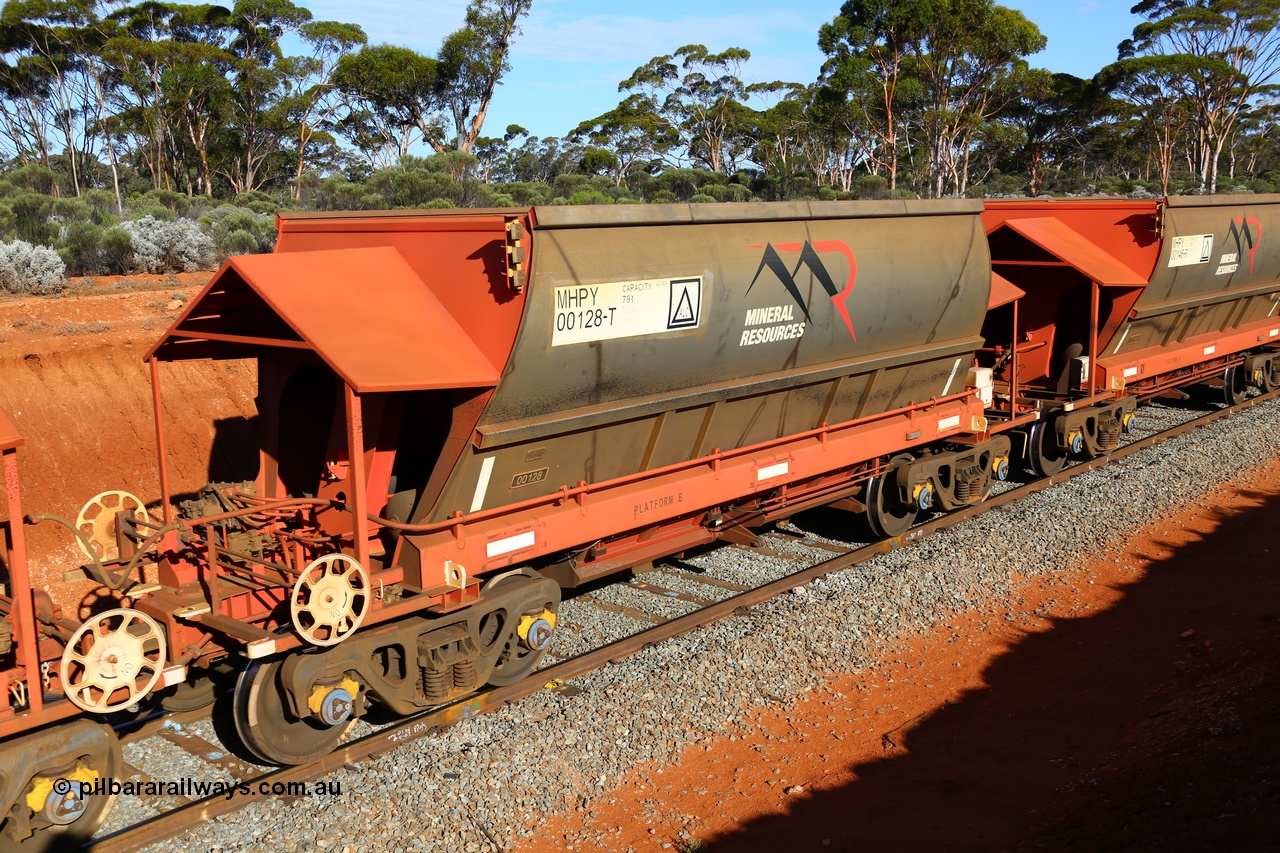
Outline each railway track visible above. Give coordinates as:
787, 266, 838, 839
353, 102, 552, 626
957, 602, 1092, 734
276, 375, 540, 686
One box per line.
85, 388, 1280, 852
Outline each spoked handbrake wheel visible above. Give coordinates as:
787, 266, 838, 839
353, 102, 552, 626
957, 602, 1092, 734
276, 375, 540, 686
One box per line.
59, 608, 166, 713
75, 491, 150, 563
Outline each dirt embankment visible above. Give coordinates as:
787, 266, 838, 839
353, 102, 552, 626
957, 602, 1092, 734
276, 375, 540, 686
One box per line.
0, 275, 258, 592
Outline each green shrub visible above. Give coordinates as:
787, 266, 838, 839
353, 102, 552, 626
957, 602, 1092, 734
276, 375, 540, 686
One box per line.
857, 175, 889, 200
566, 189, 613, 205
233, 190, 279, 214
499, 182, 554, 206
552, 174, 591, 198
220, 229, 259, 255
8, 192, 55, 244
100, 228, 133, 274
135, 188, 191, 216
4, 165, 57, 195
688, 193, 717, 203
83, 189, 121, 217
57, 221, 104, 276
131, 204, 176, 222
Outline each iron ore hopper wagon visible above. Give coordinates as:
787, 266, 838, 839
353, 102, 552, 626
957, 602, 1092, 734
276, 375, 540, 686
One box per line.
981, 195, 1280, 474
2, 194, 1279, 850
93, 200, 1009, 767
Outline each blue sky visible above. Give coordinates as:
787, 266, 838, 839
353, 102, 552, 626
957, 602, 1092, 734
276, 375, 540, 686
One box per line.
298, 0, 1143, 141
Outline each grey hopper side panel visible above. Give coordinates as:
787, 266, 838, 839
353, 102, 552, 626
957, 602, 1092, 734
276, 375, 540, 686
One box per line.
415, 205, 991, 524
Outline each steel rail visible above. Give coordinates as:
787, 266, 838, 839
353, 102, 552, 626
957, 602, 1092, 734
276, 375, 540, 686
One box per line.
85, 387, 1280, 852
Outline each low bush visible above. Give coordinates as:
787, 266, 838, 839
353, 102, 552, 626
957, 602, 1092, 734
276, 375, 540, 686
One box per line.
0, 239, 67, 295
120, 216, 215, 273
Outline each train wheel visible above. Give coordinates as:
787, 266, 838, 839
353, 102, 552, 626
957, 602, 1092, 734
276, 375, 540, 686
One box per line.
159, 659, 235, 712
1263, 360, 1280, 393
4, 724, 122, 850
483, 569, 560, 687
1222, 366, 1249, 406
159, 675, 218, 712
1026, 420, 1068, 477
233, 658, 355, 766
864, 455, 918, 539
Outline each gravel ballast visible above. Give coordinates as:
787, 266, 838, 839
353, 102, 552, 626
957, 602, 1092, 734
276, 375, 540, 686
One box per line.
118, 397, 1280, 853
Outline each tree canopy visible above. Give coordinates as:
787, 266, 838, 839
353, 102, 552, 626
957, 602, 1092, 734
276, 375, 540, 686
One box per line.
0, 0, 1274, 212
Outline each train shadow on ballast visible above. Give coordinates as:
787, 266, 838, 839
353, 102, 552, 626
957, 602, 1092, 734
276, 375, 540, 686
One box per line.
698, 487, 1280, 853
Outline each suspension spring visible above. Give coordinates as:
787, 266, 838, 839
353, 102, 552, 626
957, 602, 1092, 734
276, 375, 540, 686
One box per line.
453, 660, 476, 690
1099, 418, 1122, 450
954, 465, 983, 502
421, 667, 449, 702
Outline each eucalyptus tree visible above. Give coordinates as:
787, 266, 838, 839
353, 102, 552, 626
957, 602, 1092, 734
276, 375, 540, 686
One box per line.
908, 0, 1046, 196
818, 0, 925, 190
619, 44, 755, 174
570, 93, 679, 186
103, 2, 232, 195
0, 0, 127, 195
808, 85, 874, 191
213, 0, 314, 193
278, 19, 365, 196
749, 84, 803, 177
437, 0, 531, 153
1000, 71, 1100, 195
331, 43, 442, 167
1099, 54, 1199, 194
1122, 0, 1280, 193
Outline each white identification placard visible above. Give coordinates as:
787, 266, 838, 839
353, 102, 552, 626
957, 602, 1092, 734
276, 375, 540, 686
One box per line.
1167, 234, 1214, 267
551, 276, 702, 346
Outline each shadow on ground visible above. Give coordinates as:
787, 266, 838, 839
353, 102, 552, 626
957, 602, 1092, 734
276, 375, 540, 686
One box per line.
703, 488, 1280, 853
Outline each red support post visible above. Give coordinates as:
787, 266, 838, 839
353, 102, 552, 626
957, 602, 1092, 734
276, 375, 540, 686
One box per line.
149, 357, 173, 524
344, 384, 369, 569
1089, 281, 1100, 398
4, 450, 42, 714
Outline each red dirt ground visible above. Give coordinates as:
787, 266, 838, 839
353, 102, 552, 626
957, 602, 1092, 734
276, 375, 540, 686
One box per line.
0, 273, 258, 598
523, 458, 1280, 853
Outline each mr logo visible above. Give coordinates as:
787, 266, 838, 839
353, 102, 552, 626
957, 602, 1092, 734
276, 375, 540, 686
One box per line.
746, 241, 857, 340
1227, 217, 1261, 275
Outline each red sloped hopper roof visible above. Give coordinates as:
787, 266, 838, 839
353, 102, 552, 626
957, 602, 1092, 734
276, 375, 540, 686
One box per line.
988, 271, 1026, 309
147, 246, 499, 393
1001, 217, 1150, 287
0, 407, 22, 452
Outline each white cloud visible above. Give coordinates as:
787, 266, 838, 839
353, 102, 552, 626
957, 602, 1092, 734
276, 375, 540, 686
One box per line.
298, 0, 468, 49
515, 8, 818, 65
